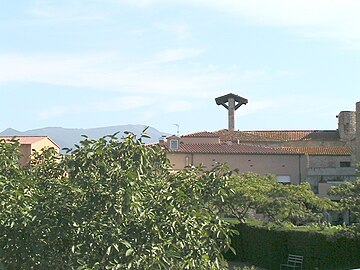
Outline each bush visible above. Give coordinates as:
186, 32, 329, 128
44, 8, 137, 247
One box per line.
230, 222, 360, 270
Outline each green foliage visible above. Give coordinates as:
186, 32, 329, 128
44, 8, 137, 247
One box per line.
219, 172, 336, 226
0, 133, 233, 269
233, 266, 257, 270
262, 182, 336, 225
329, 178, 360, 237
217, 173, 275, 223
231, 222, 360, 270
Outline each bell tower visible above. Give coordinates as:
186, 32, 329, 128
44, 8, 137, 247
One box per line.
215, 93, 248, 131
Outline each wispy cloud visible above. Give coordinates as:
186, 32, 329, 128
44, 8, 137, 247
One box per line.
116, 0, 360, 48
189, 0, 360, 48
0, 52, 233, 98
155, 22, 192, 42
112, 0, 158, 8
238, 100, 280, 116
93, 96, 154, 112
163, 100, 197, 113
28, 0, 108, 22
154, 48, 204, 63
38, 106, 69, 119
37, 95, 154, 120
24, 0, 360, 47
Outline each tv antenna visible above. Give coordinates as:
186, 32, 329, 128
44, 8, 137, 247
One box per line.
173, 124, 180, 136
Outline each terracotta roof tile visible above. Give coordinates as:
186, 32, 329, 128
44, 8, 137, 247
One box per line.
242, 130, 312, 141
167, 143, 297, 155
215, 130, 275, 142
181, 131, 219, 138
278, 146, 352, 156
213, 129, 340, 142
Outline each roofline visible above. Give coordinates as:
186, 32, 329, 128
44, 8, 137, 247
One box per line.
0, 135, 61, 149
45, 137, 61, 149
167, 151, 300, 156
240, 129, 337, 132
181, 131, 218, 137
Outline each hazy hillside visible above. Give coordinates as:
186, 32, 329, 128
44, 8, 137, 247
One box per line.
0, 125, 169, 150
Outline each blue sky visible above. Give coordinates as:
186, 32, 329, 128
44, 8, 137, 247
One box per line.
0, 0, 359, 135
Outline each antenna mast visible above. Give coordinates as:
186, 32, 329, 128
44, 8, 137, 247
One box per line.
173, 124, 180, 136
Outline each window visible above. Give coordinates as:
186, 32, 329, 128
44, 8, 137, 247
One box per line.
276, 175, 291, 184
169, 139, 179, 150
185, 156, 190, 166
340, 161, 351, 167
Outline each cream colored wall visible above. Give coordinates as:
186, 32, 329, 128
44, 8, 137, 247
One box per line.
167, 153, 189, 169
32, 138, 60, 153
19, 144, 31, 166
167, 152, 303, 184
17, 138, 60, 166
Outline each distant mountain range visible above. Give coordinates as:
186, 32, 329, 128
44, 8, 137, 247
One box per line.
0, 125, 170, 150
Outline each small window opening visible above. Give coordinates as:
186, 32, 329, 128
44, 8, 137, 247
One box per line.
185, 156, 190, 166
276, 175, 291, 184
170, 139, 179, 150
340, 161, 351, 167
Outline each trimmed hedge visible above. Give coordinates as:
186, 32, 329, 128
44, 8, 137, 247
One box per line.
230, 223, 360, 270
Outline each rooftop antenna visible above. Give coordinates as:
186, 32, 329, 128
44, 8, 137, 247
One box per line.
173, 124, 180, 136
215, 93, 248, 131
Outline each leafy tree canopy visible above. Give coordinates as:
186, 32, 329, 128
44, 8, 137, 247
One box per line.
329, 177, 360, 236
217, 172, 336, 226
0, 133, 233, 270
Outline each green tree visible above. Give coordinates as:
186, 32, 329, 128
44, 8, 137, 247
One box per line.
263, 182, 335, 225
0, 138, 38, 268
217, 173, 275, 223
218, 172, 335, 226
329, 177, 360, 235
0, 133, 233, 269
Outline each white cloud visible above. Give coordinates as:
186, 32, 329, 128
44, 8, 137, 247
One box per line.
117, 0, 360, 48
112, 0, 158, 8
28, 0, 108, 22
189, 0, 360, 47
38, 106, 69, 119
155, 23, 192, 42
238, 100, 280, 116
93, 96, 154, 112
25, 0, 360, 47
163, 100, 197, 113
0, 52, 232, 98
154, 48, 204, 63
37, 95, 154, 120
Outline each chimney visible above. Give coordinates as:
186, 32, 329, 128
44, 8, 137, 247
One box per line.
159, 136, 167, 146
215, 93, 248, 131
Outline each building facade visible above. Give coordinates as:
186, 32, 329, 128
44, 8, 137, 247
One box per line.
161, 100, 360, 198
0, 136, 60, 165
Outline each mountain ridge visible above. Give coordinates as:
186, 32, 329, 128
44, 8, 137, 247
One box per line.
0, 125, 169, 150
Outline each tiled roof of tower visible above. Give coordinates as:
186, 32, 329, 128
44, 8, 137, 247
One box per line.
242, 130, 313, 141
166, 143, 297, 155
214, 129, 340, 142
181, 131, 219, 138
300, 130, 340, 141
279, 146, 352, 155
0, 136, 60, 149
214, 130, 276, 142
